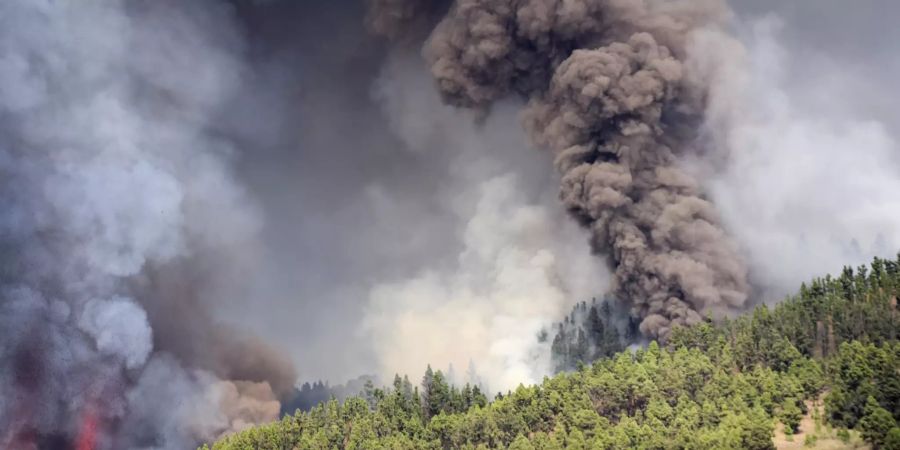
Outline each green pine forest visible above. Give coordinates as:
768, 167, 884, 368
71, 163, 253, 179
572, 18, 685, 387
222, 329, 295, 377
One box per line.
204, 255, 900, 450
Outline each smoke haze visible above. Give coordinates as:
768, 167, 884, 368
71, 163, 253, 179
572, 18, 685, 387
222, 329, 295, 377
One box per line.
697, 6, 900, 298
0, 0, 898, 447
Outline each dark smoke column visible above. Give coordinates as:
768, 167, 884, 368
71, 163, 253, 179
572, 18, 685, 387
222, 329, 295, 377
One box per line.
368, 0, 750, 339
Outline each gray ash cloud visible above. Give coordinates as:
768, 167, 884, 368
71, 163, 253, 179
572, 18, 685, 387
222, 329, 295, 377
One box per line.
0, 1, 293, 448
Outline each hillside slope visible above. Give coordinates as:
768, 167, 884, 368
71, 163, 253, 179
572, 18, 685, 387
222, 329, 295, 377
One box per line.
204, 255, 900, 450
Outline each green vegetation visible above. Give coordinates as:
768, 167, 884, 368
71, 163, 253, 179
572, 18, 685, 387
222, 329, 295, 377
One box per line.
203, 255, 899, 450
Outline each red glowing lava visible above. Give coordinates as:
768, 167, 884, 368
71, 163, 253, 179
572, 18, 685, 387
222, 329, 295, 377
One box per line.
75, 408, 98, 450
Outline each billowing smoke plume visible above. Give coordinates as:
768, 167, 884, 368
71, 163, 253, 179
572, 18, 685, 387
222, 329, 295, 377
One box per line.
368, 0, 751, 339
0, 1, 294, 448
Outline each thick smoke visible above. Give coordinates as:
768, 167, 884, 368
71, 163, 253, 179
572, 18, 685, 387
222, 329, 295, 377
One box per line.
368, 0, 750, 339
215, 0, 611, 392
364, 174, 607, 390
0, 1, 293, 448
361, 50, 608, 390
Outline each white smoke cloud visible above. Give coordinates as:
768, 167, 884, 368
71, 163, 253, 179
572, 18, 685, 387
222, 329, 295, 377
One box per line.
45, 158, 185, 278
692, 17, 900, 296
365, 174, 607, 391
0, 1, 289, 447
361, 50, 608, 391
79, 297, 153, 370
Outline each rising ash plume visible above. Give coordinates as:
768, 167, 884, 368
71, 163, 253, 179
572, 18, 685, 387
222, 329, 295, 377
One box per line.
368, 0, 751, 340
0, 1, 294, 448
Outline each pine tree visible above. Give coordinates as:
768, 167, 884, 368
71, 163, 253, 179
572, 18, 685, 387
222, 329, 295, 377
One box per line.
780, 398, 802, 434
860, 396, 898, 448
587, 305, 605, 358
574, 328, 589, 364
422, 365, 435, 419
883, 428, 900, 450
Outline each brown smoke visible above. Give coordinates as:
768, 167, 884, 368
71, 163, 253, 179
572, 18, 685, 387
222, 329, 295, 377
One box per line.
135, 264, 298, 397
210, 380, 282, 439
367, 0, 750, 339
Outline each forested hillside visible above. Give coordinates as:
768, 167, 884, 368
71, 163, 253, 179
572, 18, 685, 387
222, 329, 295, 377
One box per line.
204, 255, 900, 450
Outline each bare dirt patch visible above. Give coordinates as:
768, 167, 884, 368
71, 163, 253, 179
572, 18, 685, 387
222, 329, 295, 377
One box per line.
774, 396, 869, 450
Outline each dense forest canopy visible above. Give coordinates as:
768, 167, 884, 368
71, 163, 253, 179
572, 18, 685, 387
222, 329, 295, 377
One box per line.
204, 255, 900, 449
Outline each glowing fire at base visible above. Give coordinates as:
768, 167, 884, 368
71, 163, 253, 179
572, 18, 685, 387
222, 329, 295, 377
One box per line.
75, 408, 98, 450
